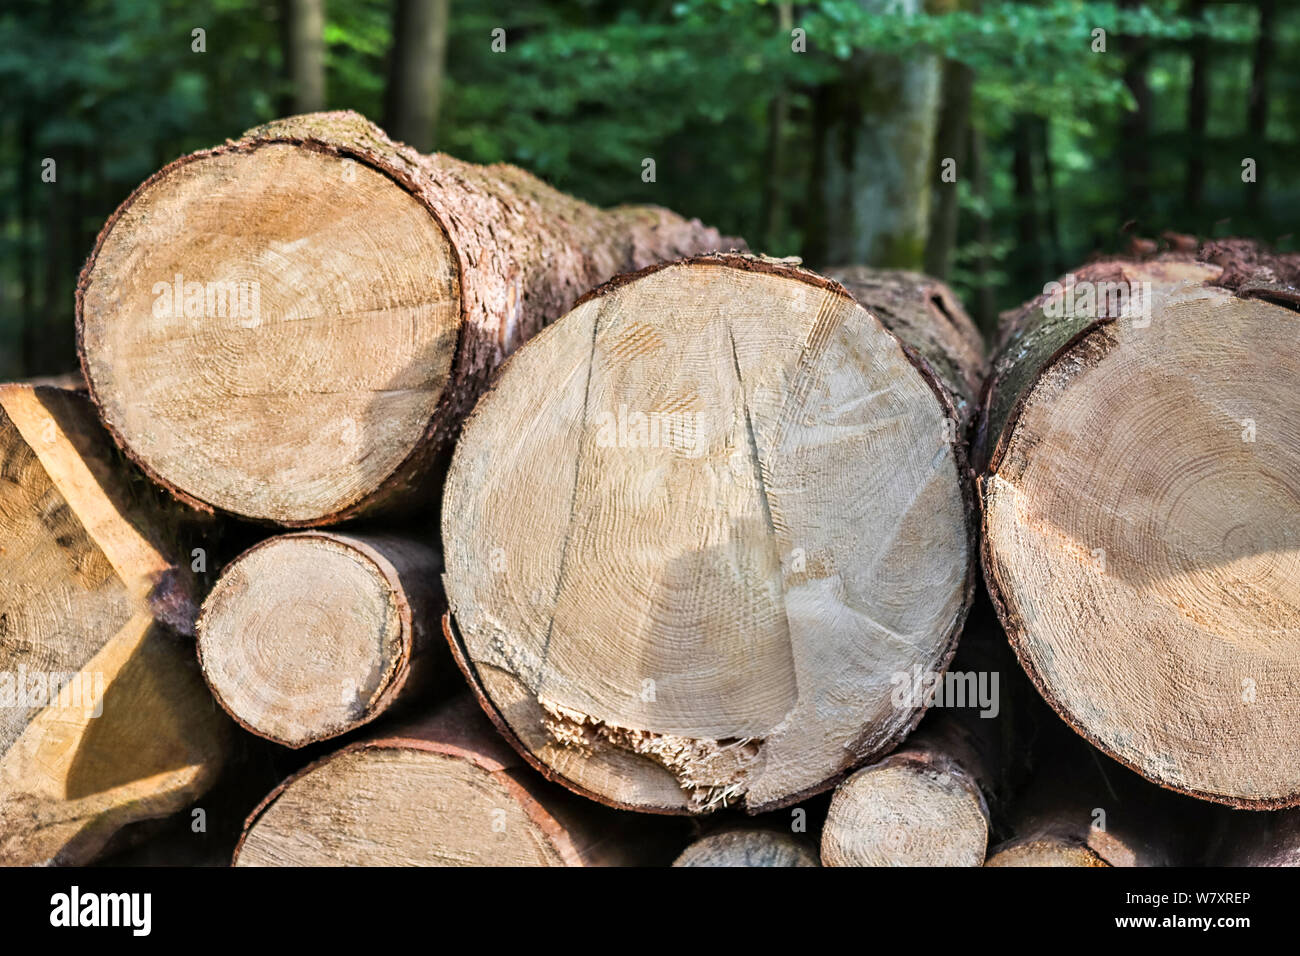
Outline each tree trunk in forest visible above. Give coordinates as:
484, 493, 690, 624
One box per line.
76, 110, 737, 526
674, 828, 819, 867
234, 695, 666, 865
758, 2, 793, 251
806, 0, 941, 269
0, 385, 230, 866
281, 0, 326, 113
19, 110, 37, 378
1246, 0, 1275, 215
924, 58, 973, 281
1011, 116, 1041, 294
40, 145, 73, 376
197, 532, 444, 748
967, 126, 997, 334
384, 0, 451, 153
441, 255, 981, 815
1119, 0, 1153, 219
977, 241, 1300, 809
1036, 120, 1063, 276
1184, 0, 1209, 218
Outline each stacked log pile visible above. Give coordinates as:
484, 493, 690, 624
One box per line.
3, 111, 1296, 867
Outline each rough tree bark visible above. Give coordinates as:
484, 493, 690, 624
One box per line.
441, 254, 982, 815
77, 110, 737, 526
0, 384, 230, 865
197, 532, 443, 748
977, 240, 1300, 809
233, 695, 663, 866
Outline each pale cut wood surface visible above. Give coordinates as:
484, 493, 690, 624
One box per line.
981, 254, 1300, 807
819, 613, 1021, 869
234, 696, 640, 866
820, 737, 989, 867
0, 385, 229, 865
78, 111, 736, 526
442, 255, 974, 814
197, 532, 442, 748
825, 266, 985, 428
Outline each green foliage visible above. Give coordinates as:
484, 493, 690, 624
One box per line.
0, 0, 1296, 374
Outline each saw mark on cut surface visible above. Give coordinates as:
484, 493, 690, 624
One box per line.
772, 290, 843, 454
533, 306, 603, 689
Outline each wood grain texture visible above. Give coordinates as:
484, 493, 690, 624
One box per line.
197, 532, 442, 748
77, 110, 738, 526
234, 695, 643, 866
0, 384, 229, 865
979, 249, 1300, 808
824, 266, 985, 429
442, 255, 977, 815
820, 712, 991, 867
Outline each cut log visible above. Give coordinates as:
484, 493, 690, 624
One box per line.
820, 711, 991, 867
0, 384, 230, 865
674, 828, 819, 867
978, 243, 1300, 808
234, 695, 651, 866
820, 596, 1032, 866
197, 532, 442, 748
985, 833, 1113, 867
984, 733, 1186, 868
984, 789, 1173, 867
442, 255, 981, 814
77, 110, 737, 526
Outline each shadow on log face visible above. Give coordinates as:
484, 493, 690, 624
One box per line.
993, 308, 1300, 596
67, 624, 223, 800
0, 384, 231, 866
